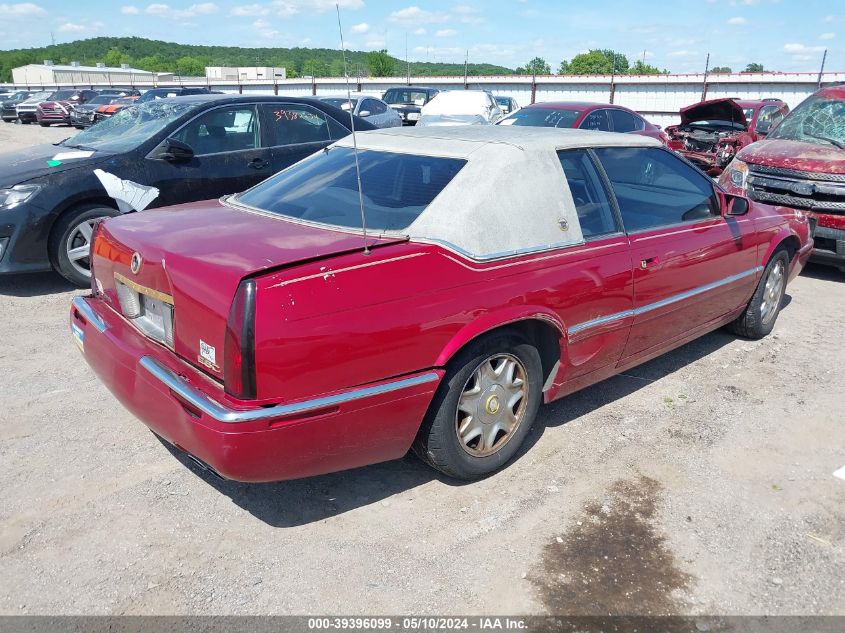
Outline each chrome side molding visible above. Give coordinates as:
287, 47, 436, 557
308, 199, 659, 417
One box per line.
139, 356, 440, 424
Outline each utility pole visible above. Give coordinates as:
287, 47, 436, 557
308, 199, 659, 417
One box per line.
701, 52, 710, 102
50, 31, 55, 46
817, 49, 828, 88
610, 54, 617, 104
464, 50, 469, 89
405, 32, 410, 85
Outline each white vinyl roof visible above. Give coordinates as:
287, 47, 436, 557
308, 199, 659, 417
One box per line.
333, 126, 660, 260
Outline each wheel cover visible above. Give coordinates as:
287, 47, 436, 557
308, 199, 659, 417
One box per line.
761, 259, 785, 325
455, 353, 529, 457
65, 217, 106, 278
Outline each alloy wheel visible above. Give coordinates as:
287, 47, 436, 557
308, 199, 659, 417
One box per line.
761, 259, 785, 325
65, 218, 105, 279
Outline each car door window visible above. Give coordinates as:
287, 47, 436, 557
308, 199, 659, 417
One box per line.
594, 147, 719, 232
262, 103, 348, 146
557, 150, 620, 239
367, 98, 387, 115
580, 109, 611, 131
756, 105, 785, 134
609, 109, 642, 132
172, 105, 258, 155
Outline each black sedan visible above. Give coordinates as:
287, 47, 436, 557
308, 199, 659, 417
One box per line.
0, 94, 374, 285
382, 86, 439, 125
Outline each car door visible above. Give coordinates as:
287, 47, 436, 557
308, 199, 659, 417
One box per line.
609, 108, 644, 135
579, 108, 612, 131
259, 102, 347, 173
593, 146, 761, 361
754, 104, 787, 137
362, 97, 390, 128
145, 104, 271, 206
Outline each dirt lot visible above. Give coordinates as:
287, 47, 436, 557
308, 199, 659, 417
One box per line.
0, 121, 843, 616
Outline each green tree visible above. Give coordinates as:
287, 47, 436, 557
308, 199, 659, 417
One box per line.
104, 47, 132, 68
744, 62, 765, 72
710, 66, 732, 73
175, 56, 205, 76
523, 56, 550, 75
564, 49, 629, 75
302, 58, 329, 77
629, 60, 667, 75
329, 58, 345, 77
366, 49, 395, 77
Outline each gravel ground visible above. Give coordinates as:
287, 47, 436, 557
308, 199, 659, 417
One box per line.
0, 122, 844, 616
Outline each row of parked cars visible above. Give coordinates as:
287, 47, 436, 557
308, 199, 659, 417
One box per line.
0, 78, 834, 483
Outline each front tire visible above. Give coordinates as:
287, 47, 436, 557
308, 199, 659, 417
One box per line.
49, 205, 120, 287
413, 331, 543, 480
726, 249, 789, 339
39, 122, 49, 127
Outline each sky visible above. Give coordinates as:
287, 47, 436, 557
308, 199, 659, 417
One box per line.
0, 0, 840, 73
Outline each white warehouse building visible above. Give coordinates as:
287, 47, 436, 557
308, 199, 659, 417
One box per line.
11, 60, 172, 85
205, 66, 286, 81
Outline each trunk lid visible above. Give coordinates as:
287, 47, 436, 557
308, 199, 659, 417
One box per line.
680, 98, 748, 127
93, 198, 405, 382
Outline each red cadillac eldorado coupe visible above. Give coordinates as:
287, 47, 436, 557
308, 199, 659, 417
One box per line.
70, 126, 813, 482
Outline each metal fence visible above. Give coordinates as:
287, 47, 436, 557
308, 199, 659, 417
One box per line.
4, 71, 843, 128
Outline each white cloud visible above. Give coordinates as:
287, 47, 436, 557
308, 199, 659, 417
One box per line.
0, 3, 46, 17
231, 3, 269, 15
436, 29, 457, 37
365, 37, 386, 49
351, 22, 369, 33
121, 5, 140, 14
390, 6, 450, 25
668, 50, 696, 57
272, 0, 362, 16
819, 32, 836, 40
455, 5, 483, 24
58, 22, 87, 32
253, 17, 270, 28
145, 3, 218, 19
784, 42, 825, 54
413, 27, 426, 35
57, 19, 104, 33
727, 17, 747, 25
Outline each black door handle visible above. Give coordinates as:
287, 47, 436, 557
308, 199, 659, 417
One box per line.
249, 158, 270, 169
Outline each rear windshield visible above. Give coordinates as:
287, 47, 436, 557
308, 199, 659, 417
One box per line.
234, 147, 466, 231
383, 89, 430, 106
321, 97, 358, 110
499, 108, 581, 128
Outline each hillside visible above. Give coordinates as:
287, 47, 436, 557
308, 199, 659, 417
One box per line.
0, 36, 515, 82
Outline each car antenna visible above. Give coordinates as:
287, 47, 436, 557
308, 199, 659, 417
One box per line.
336, 3, 370, 256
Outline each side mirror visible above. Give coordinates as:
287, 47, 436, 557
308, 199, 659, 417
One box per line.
358, 110, 371, 118
726, 195, 750, 216
755, 122, 771, 136
159, 138, 194, 163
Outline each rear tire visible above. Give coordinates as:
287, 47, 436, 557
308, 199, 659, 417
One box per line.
413, 330, 543, 480
726, 249, 789, 339
49, 205, 120, 287
39, 122, 49, 127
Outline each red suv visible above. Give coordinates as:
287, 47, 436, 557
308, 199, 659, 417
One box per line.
720, 86, 845, 272
36, 89, 98, 126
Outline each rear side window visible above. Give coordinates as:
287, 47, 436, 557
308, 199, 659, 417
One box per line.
235, 147, 466, 231
610, 109, 642, 133
557, 150, 619, 239
261, 103, 348, 146
580, 109, 611, 131
594, 147, 718, 232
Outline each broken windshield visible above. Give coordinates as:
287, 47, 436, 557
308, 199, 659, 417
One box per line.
768, 95, 845, 148
60, 101, 198, 153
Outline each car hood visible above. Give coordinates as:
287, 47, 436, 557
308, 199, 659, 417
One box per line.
0, 144, 111, 187
680, 99, 747, 126
738, 138, 845, 174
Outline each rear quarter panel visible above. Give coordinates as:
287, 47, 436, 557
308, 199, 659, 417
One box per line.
252, 237, 635, 404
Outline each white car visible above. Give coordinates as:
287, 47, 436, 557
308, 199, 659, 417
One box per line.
316, 93, 402, 129
417, 90, 504, 127
15, 91, 53, 124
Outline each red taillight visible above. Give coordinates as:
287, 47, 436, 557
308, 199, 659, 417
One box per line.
224, 279, 257, 400
89, 219, 104, 295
